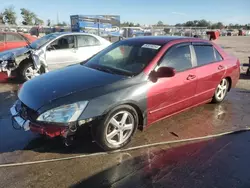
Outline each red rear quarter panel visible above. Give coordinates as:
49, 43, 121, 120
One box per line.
213, 42, 240, 88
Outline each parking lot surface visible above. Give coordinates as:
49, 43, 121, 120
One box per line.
0, 36, 250, 188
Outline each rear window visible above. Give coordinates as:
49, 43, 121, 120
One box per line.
193, 45, 220, 66
6, 34, 25, 42
77, 35, 100, 47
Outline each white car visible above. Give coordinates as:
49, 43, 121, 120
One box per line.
0, 32, 112, 80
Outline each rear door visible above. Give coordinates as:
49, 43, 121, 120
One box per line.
46, 35, 79, 70
147, 43, 198, 125
75, 35, 102, 62
5, 33, 27, 50
0, 33, 5, 52
191, 42, 226, 103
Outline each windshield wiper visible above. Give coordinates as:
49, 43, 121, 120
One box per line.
91, 65, 117, 75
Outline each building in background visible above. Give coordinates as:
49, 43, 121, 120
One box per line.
70, 15, 120, 37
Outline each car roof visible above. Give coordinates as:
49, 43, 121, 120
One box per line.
123, 36, 209, 45
55, 32, 99, 37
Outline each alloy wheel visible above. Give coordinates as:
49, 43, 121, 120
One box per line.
216, 78, 228, 101
25, 66, 41, 80
105, 111, 135, 146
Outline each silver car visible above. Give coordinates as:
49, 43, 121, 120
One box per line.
0, 32, 111, 81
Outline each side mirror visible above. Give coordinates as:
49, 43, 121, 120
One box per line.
149, 67, 175, 82
156, 67, 175, 78
47, 45, 53, 51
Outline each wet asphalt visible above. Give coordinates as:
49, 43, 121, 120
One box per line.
1, 73, 250, 188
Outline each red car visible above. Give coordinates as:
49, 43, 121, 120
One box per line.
10, 37, 240, 151
0, 32, 37, 52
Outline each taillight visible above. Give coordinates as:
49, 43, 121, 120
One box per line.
236, 59, 240, 67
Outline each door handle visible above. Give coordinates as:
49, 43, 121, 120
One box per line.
218, 65, 225, 70
187, 74, 196, 80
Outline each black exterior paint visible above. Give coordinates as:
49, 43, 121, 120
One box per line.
18, 63, 149, 125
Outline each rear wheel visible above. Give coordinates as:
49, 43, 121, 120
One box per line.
212, 78, 229, 103
92, 105, 138, 151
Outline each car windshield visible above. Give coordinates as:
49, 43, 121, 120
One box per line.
29, 33, 61, 49
84, 40, 162, 76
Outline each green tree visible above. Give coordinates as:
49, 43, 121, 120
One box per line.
2, 6, 17, 25
175, 23, 183, 27
211, 22, 223, 29
34, 17, 44, 25
0, 13, 4, 24
56, 21, 67, 26
197, 19, 210, 27
20, 8, 35, 25
184, 21, 194, 27
21, 8, 44, 25
157, 21, 164, 26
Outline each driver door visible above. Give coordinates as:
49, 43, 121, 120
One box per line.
45, 35, 78, 71
147, 43, 197, 125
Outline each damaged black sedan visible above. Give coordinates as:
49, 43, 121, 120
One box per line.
10, 36, 239, 151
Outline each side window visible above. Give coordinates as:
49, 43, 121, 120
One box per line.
214, 48, 223, 61
193, 45, 217, 66
0, 34, 4, 42
49, 35, 75, 50
77, 35, 100, 47
159, 45, 192, 72
6, 34, 25, 42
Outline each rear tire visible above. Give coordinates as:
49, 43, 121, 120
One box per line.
212, 78, 229, 103
92, 105, 138, 151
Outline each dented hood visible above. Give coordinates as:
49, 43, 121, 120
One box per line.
18, 64, 126, 111
0, 47, 31, 61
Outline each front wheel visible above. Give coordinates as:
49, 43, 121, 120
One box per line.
19, 62, 45, 81
92, 105, 138, 151
212, 78, 229, 103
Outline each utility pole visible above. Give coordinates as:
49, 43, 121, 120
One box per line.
57, 12, 59, 25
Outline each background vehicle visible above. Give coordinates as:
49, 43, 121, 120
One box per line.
0, 32, 37, 52
0, 32, 111, 81
10, 36, 240, 151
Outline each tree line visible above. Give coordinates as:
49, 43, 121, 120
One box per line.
0, 6, 67, 26
174, 19, 250, 30
121, 20, 250, 30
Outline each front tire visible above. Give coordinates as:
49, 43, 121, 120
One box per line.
212, 78, 229, 103
19, 62, 45, 81
92, 105, 138, 151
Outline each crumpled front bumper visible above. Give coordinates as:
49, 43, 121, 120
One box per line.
10, 102, 69, 138
0, 60, 15, 77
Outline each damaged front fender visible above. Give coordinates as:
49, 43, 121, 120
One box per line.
0, 47, 42, 77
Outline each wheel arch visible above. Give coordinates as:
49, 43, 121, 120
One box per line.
224, 76, 232, 91
19, 58, 46, 72
102, 101, 145, 130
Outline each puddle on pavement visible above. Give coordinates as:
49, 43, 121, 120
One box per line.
0, 86, 250, 164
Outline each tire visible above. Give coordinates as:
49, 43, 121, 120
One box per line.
246, 68, 250, 76
212, 78, 229, 103
92, 105, 138, 151
19, 62, 45, 81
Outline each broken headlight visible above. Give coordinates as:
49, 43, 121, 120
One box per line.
37, 101, 88, 123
